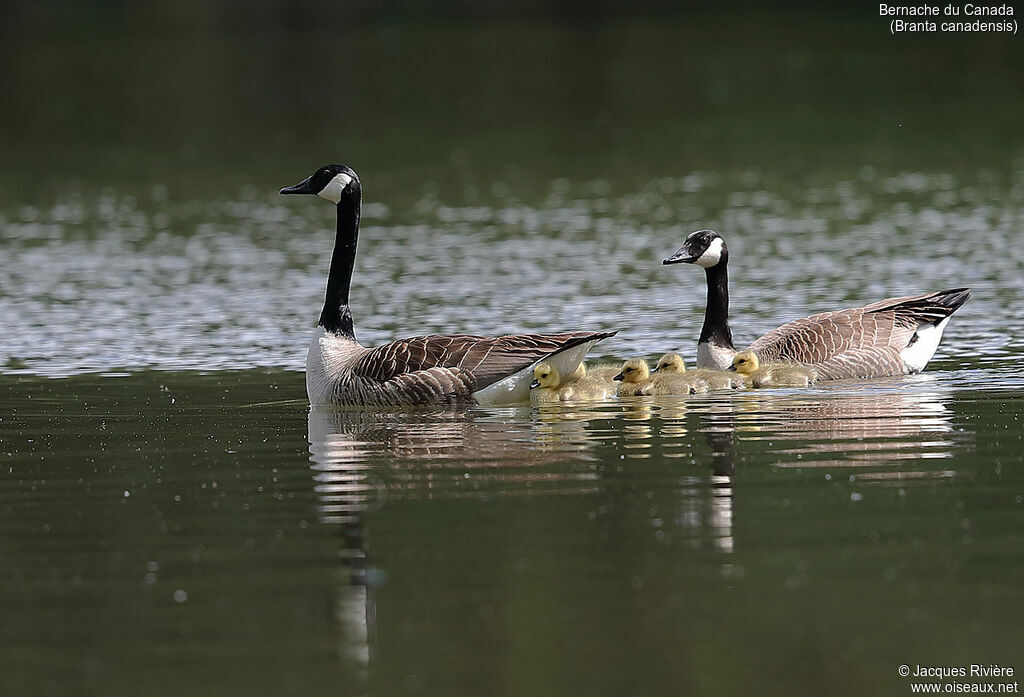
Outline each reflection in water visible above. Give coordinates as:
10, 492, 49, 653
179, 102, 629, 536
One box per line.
305, 406, 606, 686
308, 409, 377, 685
727, 380, 959, 472
304, 382, 963, 680
305, 403, 740, 682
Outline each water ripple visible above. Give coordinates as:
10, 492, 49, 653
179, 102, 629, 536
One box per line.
1, 169, 1021, 376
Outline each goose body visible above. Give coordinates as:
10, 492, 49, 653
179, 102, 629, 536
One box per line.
284, 164, 615, 407
613, 358, 708, 396
654, 352, 745, 390
529, 362, 613, 403
663, 230, 970, 379
729, 350, 816, 387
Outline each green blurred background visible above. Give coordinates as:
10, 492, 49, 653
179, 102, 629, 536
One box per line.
2, 2, 1021, 205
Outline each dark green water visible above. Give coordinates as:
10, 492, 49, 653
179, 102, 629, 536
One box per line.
2, 6, 1023, 697
3, 371, 1023, 696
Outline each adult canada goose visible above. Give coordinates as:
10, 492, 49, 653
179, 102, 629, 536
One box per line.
728, 350, 817, 387
662, 230, 970, 380
613, 358, 708, 396
653, 352, 745, 390
529, 362, 612, 403
281, 164, 615, 406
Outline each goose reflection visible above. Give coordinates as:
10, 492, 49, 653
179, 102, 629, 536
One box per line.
307, 385, 962, 669
307, 408, 379, 681
305, 405, 615, 679
725, 380, 960, 471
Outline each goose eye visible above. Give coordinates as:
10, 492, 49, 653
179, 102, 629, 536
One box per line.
541, 373, 549, 378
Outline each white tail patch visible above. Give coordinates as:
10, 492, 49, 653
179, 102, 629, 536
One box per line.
900, 317, 950, 374
473, 341, 598, 405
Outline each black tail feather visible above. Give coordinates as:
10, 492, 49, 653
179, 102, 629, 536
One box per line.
931, 287, 971, 312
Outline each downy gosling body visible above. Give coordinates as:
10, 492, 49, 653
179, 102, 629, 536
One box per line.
654, 352, 745, 390
530, 362, 612, 403
578, 361, 624, 383
613, 358, 708, 396
729, 350, 817, 388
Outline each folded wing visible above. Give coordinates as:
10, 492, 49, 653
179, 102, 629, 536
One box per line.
750, 289, 970, 379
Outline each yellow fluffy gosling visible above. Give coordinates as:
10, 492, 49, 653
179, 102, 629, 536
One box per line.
530, 362, 612, 403
613, 358, 708, 396
729, 350, 817, 388
654, 352, 745, 390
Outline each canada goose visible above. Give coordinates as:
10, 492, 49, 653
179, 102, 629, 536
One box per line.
613, 358, 708, 396
729, 350, 817, 387
529, 362, 612, 403
653, 352, 745, 390
662, 230, 970, 379
281, 164, 616, 406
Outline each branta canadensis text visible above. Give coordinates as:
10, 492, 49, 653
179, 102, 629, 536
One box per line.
281, 164, 616, 406
529, 362, 613, 403
613, 358, 708, 396
653, 352, 745, 390
663, 230, 970, 379
729, 350, 817, 387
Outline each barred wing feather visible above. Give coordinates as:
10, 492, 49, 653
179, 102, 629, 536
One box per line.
750, 288, 970, 379
352, 331, 617, 392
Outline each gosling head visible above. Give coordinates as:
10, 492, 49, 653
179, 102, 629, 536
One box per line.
530, 362, 561, 389
729, 350, 760, 375
280, 164, 360, 205
663, 229, 727, 269
653, 353, 686, 374
612, 358, 651, 383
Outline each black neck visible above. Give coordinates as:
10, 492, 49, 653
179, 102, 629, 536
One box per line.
319, 186, 361, 338
699, 259, 734, 350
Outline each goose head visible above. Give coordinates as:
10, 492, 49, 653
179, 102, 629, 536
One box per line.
653, 353, 686, 373
729, 350, 760, 375
612, 358, 651, 383
530, 362, 562, 389
280, 164, 360, 205
663, 229, 727, 269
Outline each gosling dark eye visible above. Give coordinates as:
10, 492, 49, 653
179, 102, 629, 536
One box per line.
541, 373, 548, 378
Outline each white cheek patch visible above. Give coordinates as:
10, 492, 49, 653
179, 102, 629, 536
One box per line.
317, 172, 353, 204
694, 237, 724, 268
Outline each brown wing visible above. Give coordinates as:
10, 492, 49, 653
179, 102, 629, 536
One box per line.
352, 331, 617, 392
750, 288, 970, 375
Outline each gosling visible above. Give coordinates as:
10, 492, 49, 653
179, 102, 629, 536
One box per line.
613, 358, 708, 396
530, 362, 612, 403
654, 352, 745, 390
728, 350, 817, 388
